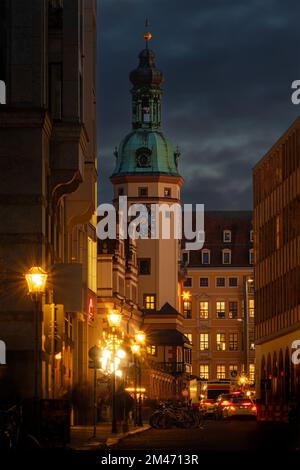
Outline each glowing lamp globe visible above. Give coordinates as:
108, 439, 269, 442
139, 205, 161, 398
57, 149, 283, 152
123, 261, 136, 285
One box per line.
25, 266, 48, 294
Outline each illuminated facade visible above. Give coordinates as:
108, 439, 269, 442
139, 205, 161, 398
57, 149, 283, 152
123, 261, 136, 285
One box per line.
253, 117, 300, 405
180, 211, 255, 386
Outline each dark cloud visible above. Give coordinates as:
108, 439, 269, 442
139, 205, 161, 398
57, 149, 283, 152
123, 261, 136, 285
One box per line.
97, 0, 300, 209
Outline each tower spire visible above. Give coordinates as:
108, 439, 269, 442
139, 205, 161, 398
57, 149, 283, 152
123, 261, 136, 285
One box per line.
143, 18, 152, 49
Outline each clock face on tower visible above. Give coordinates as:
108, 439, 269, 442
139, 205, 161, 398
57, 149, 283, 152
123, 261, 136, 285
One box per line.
136, 148, 152, 168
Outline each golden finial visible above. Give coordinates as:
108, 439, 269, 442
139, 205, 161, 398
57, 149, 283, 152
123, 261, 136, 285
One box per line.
143, 18, 152, 46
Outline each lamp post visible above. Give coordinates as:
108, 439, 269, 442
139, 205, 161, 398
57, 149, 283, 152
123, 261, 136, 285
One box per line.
107, 309, 122, 434
25, 266, 47, 437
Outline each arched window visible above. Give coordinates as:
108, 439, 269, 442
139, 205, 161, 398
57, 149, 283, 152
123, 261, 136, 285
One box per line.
0, 80, 6, 104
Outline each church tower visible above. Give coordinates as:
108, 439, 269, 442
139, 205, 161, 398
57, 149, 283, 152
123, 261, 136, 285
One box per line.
111, 31, 183, 312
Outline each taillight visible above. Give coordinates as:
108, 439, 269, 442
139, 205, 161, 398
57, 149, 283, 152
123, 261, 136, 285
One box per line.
251, 405, 257, 412
241, 402, 251, 406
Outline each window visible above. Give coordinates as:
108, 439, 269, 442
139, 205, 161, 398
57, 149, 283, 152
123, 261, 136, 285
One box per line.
199, 364, 209, 380
249, 364, 255, 382
229, 301, 238, 319
249, 299, 255, 317
138, 258, 151, 275
249, 249, 254, 265
164, 187, 171, 197
217, 365, 226, 379
183, 277, 192, 288
250, 230, 254, 242
229, 364, 238, 377
200, 277, 209, 287
216, 301, 226, 319
138, 187, 148, 197
223, 230, 231, 243
144, 294, 156, 310
87, 237, 97, 293
199, 301, 209, 319
201, 250, 210, 264
229, 333, 238, 351
216, 277, 225, 287
229, 277, 238, 287
186, 333, 193, 344
222, 250, 231, 265
183, 300, 192, 319
216, 333, 226, 351
200, 333, 209, 351
147, 345, 157, 356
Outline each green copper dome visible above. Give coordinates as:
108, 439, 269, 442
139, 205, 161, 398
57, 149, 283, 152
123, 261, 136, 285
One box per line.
112, 129, 180, 176
112, 46, 181, 178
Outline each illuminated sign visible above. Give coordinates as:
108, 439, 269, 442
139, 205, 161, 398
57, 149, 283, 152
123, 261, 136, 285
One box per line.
88, 297, 94, 321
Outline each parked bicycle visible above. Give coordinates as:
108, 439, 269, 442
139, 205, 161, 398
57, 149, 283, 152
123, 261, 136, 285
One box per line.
149, 401, 203, 429
0, 404, 41, 449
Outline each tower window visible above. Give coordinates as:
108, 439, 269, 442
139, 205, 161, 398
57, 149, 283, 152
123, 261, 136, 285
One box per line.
138, 258, 151, 275
138, 187, 148, 197
164, 187, 171, 197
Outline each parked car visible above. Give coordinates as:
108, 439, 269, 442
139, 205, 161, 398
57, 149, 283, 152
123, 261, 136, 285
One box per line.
200, 399, 216, 417
221, 396, 257, 419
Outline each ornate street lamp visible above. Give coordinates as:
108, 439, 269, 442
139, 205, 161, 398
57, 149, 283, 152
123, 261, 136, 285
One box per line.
25, 266, 47, 438
107, 308, 122, 434
131, 330, 146, 427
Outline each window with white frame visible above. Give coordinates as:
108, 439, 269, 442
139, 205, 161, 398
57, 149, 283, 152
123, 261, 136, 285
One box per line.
223, 230, 231, 243
222, 249, 231, 265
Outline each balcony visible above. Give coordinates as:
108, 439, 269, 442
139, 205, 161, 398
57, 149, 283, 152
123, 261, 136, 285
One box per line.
155, 361, 192, 376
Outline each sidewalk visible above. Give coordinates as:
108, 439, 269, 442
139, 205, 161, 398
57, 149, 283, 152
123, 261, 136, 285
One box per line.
69, 423, 151, 450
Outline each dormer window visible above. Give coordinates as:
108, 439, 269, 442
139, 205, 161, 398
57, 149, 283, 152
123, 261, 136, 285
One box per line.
222, 249, 231, 265
202, 249, 210, 265
223, 230, 231, 243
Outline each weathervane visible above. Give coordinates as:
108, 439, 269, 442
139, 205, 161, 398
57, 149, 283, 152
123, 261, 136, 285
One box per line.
143, 18, 152, 48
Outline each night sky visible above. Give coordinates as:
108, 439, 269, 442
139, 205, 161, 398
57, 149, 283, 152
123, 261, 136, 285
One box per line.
97, 0, 300, 209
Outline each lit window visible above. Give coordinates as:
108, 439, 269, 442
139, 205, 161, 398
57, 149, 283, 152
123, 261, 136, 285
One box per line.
88, 237, 97, 293
183, 300, 192, 319
229, 301, 238, 319
186, 333, 193, 344
249, 364, 255, 382
229, 333, 238, 351
229, 277, 238, 287
229, 364, 238, 377
216, 277, 225, 287
144, 294, 156, 310
183, 277, 192, 288
201, 250, 210, 264
216, 333, 226, 351
249, 249, 254, 265
217, 365, 226, 379
222, 250, 231, 265
223, 230, 231, 243
200, 333, 209, 351
199, 364, 209, 380
216, 301, 226, 319
199, 301, 209, 319
249, 299, 255, 317
147, 345, 157, 356
200, 277, 208, 287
